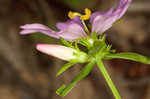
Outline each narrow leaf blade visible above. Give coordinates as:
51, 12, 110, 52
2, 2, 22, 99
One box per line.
105, 52, 150, 64
56, 84, 66, 96
96, 57, 121, 99
56, 62, 75, 76
57, 60, 95, 96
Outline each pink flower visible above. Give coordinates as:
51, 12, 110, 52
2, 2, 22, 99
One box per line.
20, 0, 131, 41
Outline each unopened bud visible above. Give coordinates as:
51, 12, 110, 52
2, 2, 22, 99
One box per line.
36, 44, 88, 62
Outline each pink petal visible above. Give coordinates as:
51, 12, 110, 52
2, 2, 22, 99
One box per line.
36, 44, 76, 61
90, 0, 132, 34
20, 23, 51, 31
20, 23, 59, 38
59, 23, 87, 41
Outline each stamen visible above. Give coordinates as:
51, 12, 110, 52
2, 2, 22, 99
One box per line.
68, 11, 81, 19
68, 8, 91, 20
80, 8, 91, 20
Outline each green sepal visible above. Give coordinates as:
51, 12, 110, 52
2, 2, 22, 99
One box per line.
88, 40, 107, 58
74, 40, 80, 51
78, 38, 94, 49
92, 32, 98, 40
56, 62, 76, 77
60, 38, 74, 48
56, 60, 96, 96
104, 52, 150, 64
99, 33, 106, 41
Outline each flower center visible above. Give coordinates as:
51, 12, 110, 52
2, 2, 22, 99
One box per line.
68, 8, 91, 20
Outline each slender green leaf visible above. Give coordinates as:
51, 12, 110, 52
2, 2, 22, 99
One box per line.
56, 60, 96, 96
56, 84, 66, 96
105, 52, 150, 64
56, 62, 75, 77
96, 57, 121, 99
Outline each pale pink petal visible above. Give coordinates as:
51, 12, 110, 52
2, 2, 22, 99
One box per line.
20, 23, 51, 30
91, 0, 132, 34
56, 16, 83, 31
20, 23, 59, 38
36, 44, 76, 61
59, 23, 87, 41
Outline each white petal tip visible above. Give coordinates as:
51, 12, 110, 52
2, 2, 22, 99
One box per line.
36, 44, 52, 55
36, 44, 47, 52
19, 30, 26, 35
19, 25, 24, 29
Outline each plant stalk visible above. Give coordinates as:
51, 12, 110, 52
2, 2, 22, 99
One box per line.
96, 58, 121, 99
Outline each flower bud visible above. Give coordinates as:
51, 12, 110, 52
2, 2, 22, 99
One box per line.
36, 44, 88, 62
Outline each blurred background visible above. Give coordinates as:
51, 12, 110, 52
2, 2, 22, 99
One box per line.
0, 0, 150, 99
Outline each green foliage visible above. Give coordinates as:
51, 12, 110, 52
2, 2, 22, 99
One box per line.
56, 60, 95, 96
56, 62, 75, 77
96, 57, 121, 99
60, 38, 74, 48
56, 34, 150, 98
78, 38, 93, 48
105, 52, 150, 64
56, 85, 66, 96
88, 40, 107, 58
92, 32, 98, 40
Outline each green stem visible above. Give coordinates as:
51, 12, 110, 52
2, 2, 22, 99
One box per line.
96, 58, 121, 99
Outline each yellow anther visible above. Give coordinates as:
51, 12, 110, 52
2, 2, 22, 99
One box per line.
68, 8, 91, 20
68, 11, 81, 19
80, 8, 91, 20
